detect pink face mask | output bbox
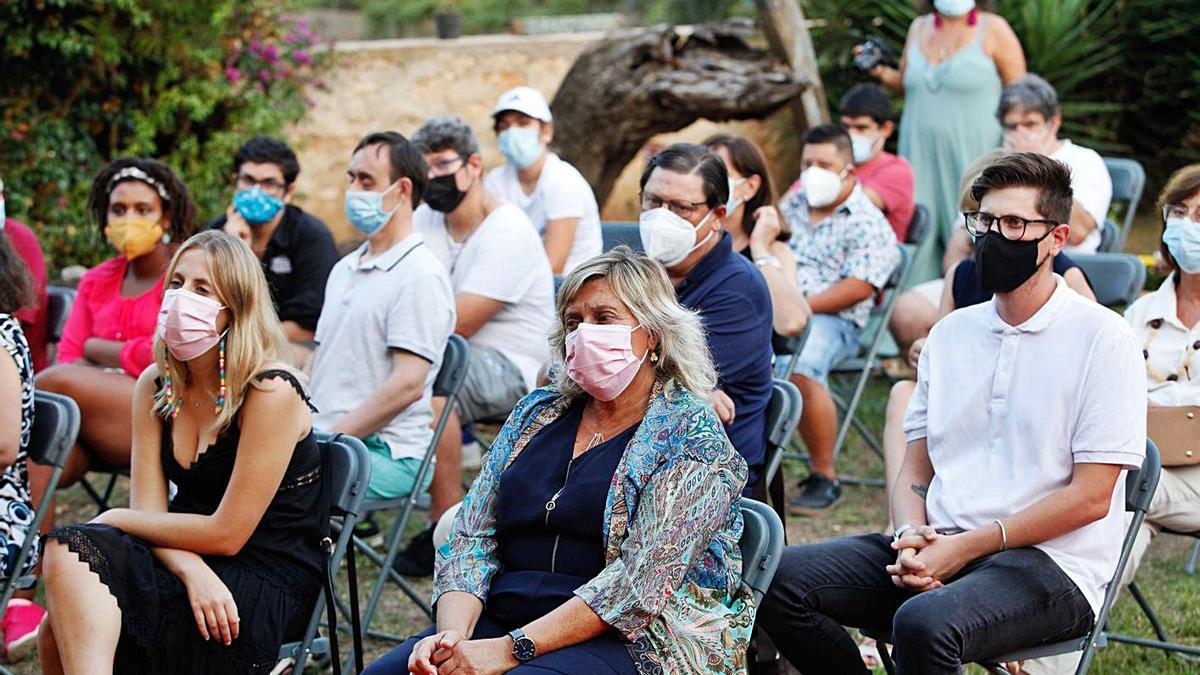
[565,323,648,401]
[157,288,226,361]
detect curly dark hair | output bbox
[0,236,34,315]
[88,157,198,241]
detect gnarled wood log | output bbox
[550,19,810,206]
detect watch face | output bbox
[513,636,537,661]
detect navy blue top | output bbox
[953,253,1080,309]
[675,231,774,489]
[489,400,636,627]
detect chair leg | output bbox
[1129,580,1173,644]
[877,640,896,675]
[1186,540,1200,575]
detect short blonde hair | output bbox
[959,148,1013,211]
[153,230,300,429]
[549,247,717,400]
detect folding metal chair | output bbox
[867,440,1162,675]
[44,286,76,345]
[1105,521,1200,658]
[600,221,643,252]
[904,204,932,250]
[1102,157,1147,253]
[828,244,915,476]
[772,319,813,381]
[1071,253,1147,308]
[352,335,470,647]
[739,498,785,606]
[276,431,371,674]
[755,379,802,528]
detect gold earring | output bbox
[650,352,659,363]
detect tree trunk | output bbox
[549,19,810,206]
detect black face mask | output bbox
[425,173,468,213]
[974,229,1053,293]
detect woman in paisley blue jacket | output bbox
[367,247,754,675]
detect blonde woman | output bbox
[39,230,328,674]
[368,247,753,674]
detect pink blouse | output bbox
[57,257,164,377]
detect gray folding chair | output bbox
[739,498,785,606]
[756,379,802,527]
[1097,219,1121,253]
[1103,157,1147,252]
[772,319,813,381]
[600,221,643,251]
[1071,253,1146,308]
[868,440,1162,675]
[353,335,470,646]
[45,285,76,345]
[904,204,932,249]
[276,431,371,674]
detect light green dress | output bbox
[899,14,1003,283]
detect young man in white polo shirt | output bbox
[483,86,602,275]
[308,131,456,502]
[758,152,1147,674]
[392,115,555,576]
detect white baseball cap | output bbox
[492,86,553,123]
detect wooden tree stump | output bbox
[550,19,811,206]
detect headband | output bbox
[107,166,170,203]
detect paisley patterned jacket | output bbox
[433,381,755,674]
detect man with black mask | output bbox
[758,152,1147,674]
[394,115,554,576]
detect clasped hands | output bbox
[886,526,972,592]
[408,630,517,675]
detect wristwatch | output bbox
[892,523,917,543]
[754,255,782,270]
[508,628,537,662]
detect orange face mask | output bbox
[105,217,164,260]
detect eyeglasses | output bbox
[236,174,287,195]
[1164,203,1200,224]
[964,211,1059,241]
[640,193,710,219]
[428,155,465,178]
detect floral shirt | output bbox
[780,183,900,328]
[0,315,37,576]
[435,382,754,674]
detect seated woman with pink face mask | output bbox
[366,248,754,675]
[39,231,328,674]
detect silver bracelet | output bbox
[993,519,1008,551]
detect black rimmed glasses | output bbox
[964,211,1059,241]
[236,173,287,195]
[640,193,709,220]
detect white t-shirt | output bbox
[483,153,603,274]
[904,275,1147,615]
[413,203,555,391]
[1053,139,1112,255]
[1125,274,1200,407]
[310,234,456,461]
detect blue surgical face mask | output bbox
[498,127,544,169]
[233,186,285,225]
[726,178,745,213]
[1163,218,1200,274]
[344,182,400,236]
[934,0,975,16]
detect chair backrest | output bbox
[855,244,913,352]
[1097,219,1120,253]
[739,498,785,604]
[1071,253,1146,307]
[313,431,371,518]
[764,379,802,451]
[771,319,812,359]
[432,334,470,400]
[905,204,932,248]
[27,391,80,468]
[1125,439,1161,515]
[1103,157,1147,252]
[600,221,642,252]
[45,286,76,344]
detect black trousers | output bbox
[755,533,1095,674]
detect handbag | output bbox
[1147,406,1200,467]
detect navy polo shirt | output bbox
[675,231,774,489]
[209,204,339,331]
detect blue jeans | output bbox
[756,533,1094,675]
[776,313,860,386]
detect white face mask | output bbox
[934,0,975,16]
[639,207,715,267]
[801,166,848,209]
[850,133,880,165]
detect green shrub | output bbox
[0,0,327,274]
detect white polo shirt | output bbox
[483,153,603,274]
[1053,139,1112,255]
[1124,274,1200,407]
[904,275,1147,614]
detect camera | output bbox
[853,37,896,73]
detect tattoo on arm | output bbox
[911,483,928,500]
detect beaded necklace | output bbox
[163,337,227,418]
[1142,318,1199,385]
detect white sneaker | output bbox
[461,440,483,471]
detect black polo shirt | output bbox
[675,231,775,489]
[208,204,339,331]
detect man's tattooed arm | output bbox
[911,483,928,500]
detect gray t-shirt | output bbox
[310,233,456,461]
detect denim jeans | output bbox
[756,533,1094,674]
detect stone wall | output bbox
[288,32,802,242]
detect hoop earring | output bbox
[215,336,226,414]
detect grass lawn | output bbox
[11,214,1193,673]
